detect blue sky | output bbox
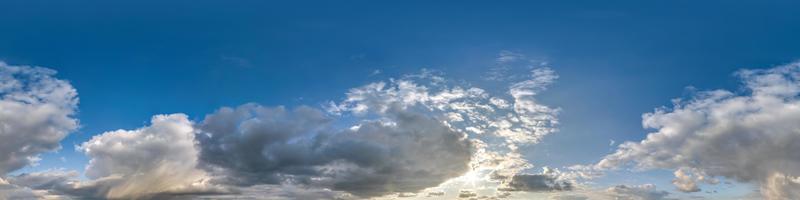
[2,1,800,199]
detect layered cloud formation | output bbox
[8,57,800,199]
[0,54,567,199]
[593,62,800,199]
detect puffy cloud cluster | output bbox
[197,104,473,197]
[190,53,561,198]
[0,62,78,174]
[595,62,800,199]
[0,53,564,199]
[0,114,230,200]
[76,114,222,199]
[330,67,558,145]
[329,65,560,189]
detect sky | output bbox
[1,1,800,199]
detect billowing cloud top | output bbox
[78,114,214,199]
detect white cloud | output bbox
[77,114,221,199]
[328,63,561,194]
[594,62,800,199]
[507,67,560,144]
[0,62,78,174]
[496,50,524,64]
[0,52,564,199]
[331,56,558,145]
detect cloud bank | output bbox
[0,53,567,199]
[595,62,800,199]
[197,104,473,197]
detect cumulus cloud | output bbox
[316,112,472,196]
[0,52,563,199]
[76,114,222,199]
[329,63,560,188]
[595,62,800,199]
[0,62,78,174]
[196,104,331,185]
[197,104,473,197]
[194,54,561,198]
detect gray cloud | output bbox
[328,64,561,189]
[0,53,563,199]
[595,62,800,199]
[0,170,82,199]
[196,104,331,185]
[197,104,473,197]
[0,62,78,174]
[0,180,51,200]
[6,170,78,191]
[606,184,671,200]
[499,173,572,192]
